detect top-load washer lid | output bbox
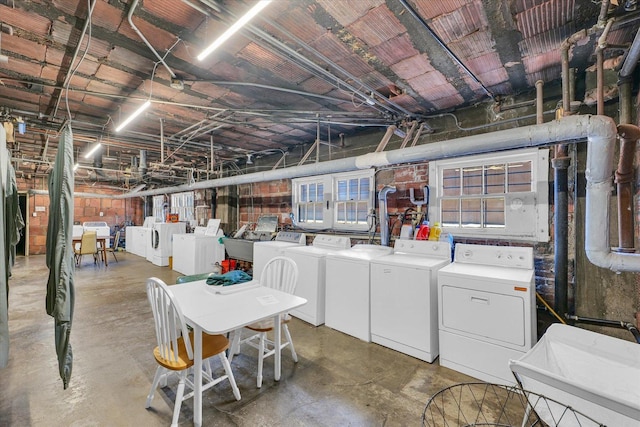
[193,227,207,235]
[142,216,157,228]
[328,244,393,262]
[204,219,221,236]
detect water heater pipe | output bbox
[378,185,396,246]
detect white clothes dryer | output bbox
[146,222,186,266]
[370,240,451,363]
[252,231,306,280]
[437,243,536,385]
[172,219,225,275]
[283,235,351,326]
[325,244,393,342]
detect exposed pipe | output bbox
[535,80,544,124]
[139,149,147,178]
[378,185,396,247]
[565,314,640,344]
[127,0,176,79]
[596,19,615,116]
[615,124,639,252]
[619,24,640,78]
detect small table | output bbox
[72,236,109,266]
[170,280,307,427]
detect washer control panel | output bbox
[454,243,533,269]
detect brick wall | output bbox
[238,180,292,227]
[25,185,143,255]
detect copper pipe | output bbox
[535,80,544,124]
[615,124,640,252]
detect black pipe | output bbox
[553,157,571,317]
[566,314,640,344]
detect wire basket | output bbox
[421,382,604,427]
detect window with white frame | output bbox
[292,169,375,231]
[171,191,195,222]
[429,148,549,242]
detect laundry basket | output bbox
[421,382,603,427]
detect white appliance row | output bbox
[172,219,225,275]
[126,216,156,258]
[146,222,186,267]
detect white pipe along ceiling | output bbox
[30,114,636,273]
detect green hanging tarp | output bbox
[0,125,8,368]
[45,125,75,388]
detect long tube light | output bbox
[115,100,151,132]
[83,142,102,159]
[197,0,272,61]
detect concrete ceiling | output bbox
[0,0,638,188]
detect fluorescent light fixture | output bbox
[115,100,151,132]
[83,142,102,159]
[393,128,406,138]
[73,163,79,171]
[197,0,272,61]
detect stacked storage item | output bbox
[146,221,186,267]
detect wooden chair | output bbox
[74,230,98,266]
[108,230,121,263]
[145,278,240,427]
[229,256,299,388]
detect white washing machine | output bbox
[437,243,536,385]
[325,244,393,342]
[126,216,155,258]
[283,235,351,326]
[172,219,225,275]
[252,231,306,280]
[370,240,451,363]
[146,222,186,266]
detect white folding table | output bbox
[169,279,307,427]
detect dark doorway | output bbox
[17,193,27,256]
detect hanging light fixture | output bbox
[197,0,272,61]
[115,100,151,132]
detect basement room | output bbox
[2,1,640,426]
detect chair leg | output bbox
[283,324,298,362]
[219,353,241,401]
[228,329,241,363]
[171,371,187,427]
[257,332,266,388]
[145,366,164,408]
[111,250,118,262]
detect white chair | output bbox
[145,277,241,427]
[229,256,299,388]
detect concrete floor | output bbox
[1,252,474,426]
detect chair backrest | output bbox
[113,230,121,249]
[146,277,193,363]
[260,256,298,295]
[79,231,97,255]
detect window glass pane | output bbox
[298,205,306,222]
[484,198,505,227]
[309,183,316,201]
[441,199,460,226]
[349,179,358,200]
[461,199,481,227]
[462,167,482,195]
[336,202,345,222]
[359,178,369,201]
[484,164,505,194]
[508,161,532,192]
[337,180,347,201]
[317,184,324,201]
[346,201,356,222]
[300,184,307,202]
[315,203,323,221]
[442,168,460,196]
[357,202,368,223]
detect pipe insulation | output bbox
[30,115,640,272]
